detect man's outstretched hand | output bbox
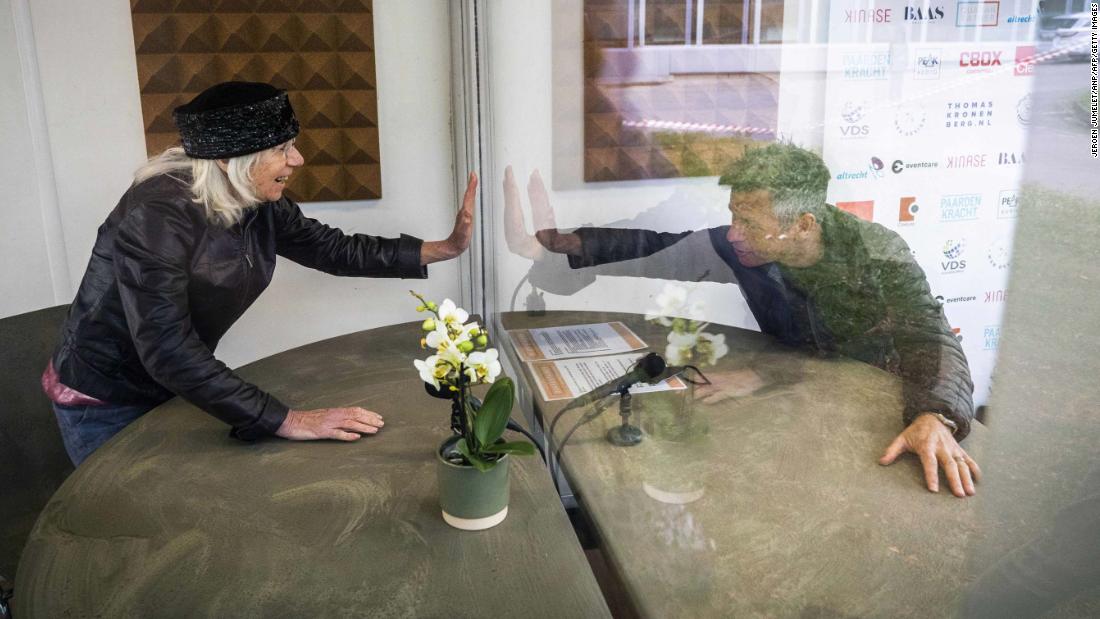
[528,169,582,256]
[502,166,582,258]
[880,413,982,497]
[503,166,545,259]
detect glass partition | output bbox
[481,1,1098,616]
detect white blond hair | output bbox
[134,146,268,227]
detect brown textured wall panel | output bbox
[131,0,381,201]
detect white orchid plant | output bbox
[642,284,722,444]
[411,292,534,471]
[645,285,729,367]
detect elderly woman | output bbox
[42,81,476,466]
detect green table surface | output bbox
[499,311,1050,619]
[15,320,611,618]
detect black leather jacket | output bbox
[53,173,426,439]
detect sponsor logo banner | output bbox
[913,49,942,79]
[835,169,872,180]
[841,52,891,80]
[895,104,927,136]
[899,196,920,223]
[997,190,1018,218]
[956,1,1000,27]
[839,101,870,139]
[996,151,1026,165]
[845,8,893,23]
[944,153,987,168]
[903,5,946,21]
[944,100,995,129]
[940,238,968,274]
[959,50,1003,73]
[984,289,1007,303]
[935,294,977,304]
[940,194,982,222]
[868,156,886,177]
[1017,94,1032,125]
[837,200,875,221]
[987,239,1012,270]
[834,157,888,181]
[892,158,939,173]
[983,325,1001,350]
[1014,46,1036,76]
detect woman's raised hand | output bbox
[421,171,478,264]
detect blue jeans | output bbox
[53,401,153,466]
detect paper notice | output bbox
[508,322,646,362]
[529,353,687,402]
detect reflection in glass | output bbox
[486,0,1097,615]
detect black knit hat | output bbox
[173,81,299,159]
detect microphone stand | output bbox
[600,364,711,448]
[550,384,641,493]
[547,364,710,495]
[605,387,643,446]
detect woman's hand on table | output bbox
[276,407,385,441]
[879,413,982,497]
[421,172,478,264]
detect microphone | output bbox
[548,352,667,482]
[565,352,667,412]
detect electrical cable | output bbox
[505,419,546,464]
[508,272,529,312]
[548,364,711,492]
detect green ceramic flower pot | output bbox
[436,435,510,530]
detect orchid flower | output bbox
[465,349,502,385]
[436,298,469,329]
[414,355,442,390]
[409,291,538,470]
[646,285,688,327]
[696,332,729,366]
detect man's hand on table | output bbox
[696,368,767,404]
[276,407,385,441]
[879,413,982,497]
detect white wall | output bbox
[0,0,463,369]
[216,1,463,367]
[28,0,147,288]
[0,0,57,317]
[487,0,785,330]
